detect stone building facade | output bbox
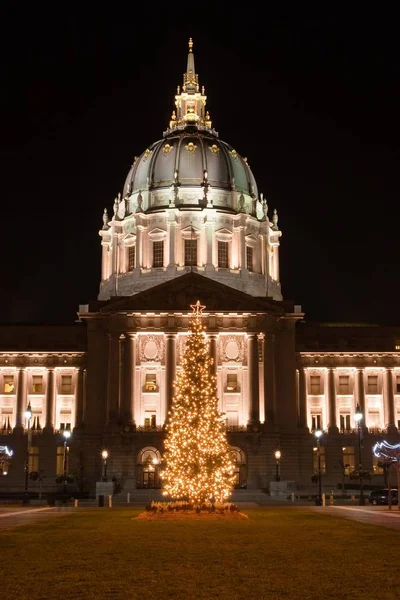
[1,41,399,498]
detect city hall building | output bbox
[1,41,399,499]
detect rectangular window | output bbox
[61,375,72,395]
[184,239,197,266]
[246,246,253,272]
[342,446,355,474]
[226,374,238,392]
[226,411,239,427]
[56,446,64,475]
[310,376,321,395]
[60,411,72,431]
[152,241,164,268]
[367,375,378,394]
[338,375,350,394]
[218,241,229,268]
[312,445,326,474]
[311,414,322,431]
[144,411,156,428]
[3,375,14,394]
[372,454,384,475]
[127,246,135,271]
[32,376,43,394]
[145,374,157,392]
[396,376,400,394]
[28,447,39,473]
[339,414,351,432]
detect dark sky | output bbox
[2,9,399,325]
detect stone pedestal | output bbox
[96,481,114,500]
[269,481,296,497]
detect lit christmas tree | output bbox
[161,301,236,504]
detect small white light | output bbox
[63,430,71,440]
[314,429,323,439]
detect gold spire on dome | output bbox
[168,39,212,132]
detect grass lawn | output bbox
[1,506,398,600]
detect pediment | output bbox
[96,272,285,315]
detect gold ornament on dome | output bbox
[185,142,197,153]
[163,144,173,156]
[229,149,238,160]
[143,148,152,162]
[209,144,220,156]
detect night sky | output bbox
[2,10,399,325]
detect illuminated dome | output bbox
[123,132,258,204]
[99,39,282,302]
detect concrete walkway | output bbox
[310,504,400,531]
[0,506,73,530]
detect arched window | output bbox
[230,447,247,489]
[136,447,162,489]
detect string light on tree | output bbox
[161,301,236,504]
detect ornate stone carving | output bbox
[143,148,152,162]
[220,335,245,363]
[163,143,173,155]
[185,142,197,153]
[139,335,164,364]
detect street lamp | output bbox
[23,402,32,504]
[274,449,281,482]
[101,450,109,482]
[354,403,365,506]
[62,430,71,497]
[315,429,323,506]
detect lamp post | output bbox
[315,429,323,506]
[62,430,71,497]
[274,449,281,482]
[354,403,365,506]
[23,402,32,504]
[101,450,109,482]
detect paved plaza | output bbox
[0,504,399,531]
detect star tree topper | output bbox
[190,300,206,315]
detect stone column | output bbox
[124,334,136,425]
[298,367,307,429]
[168,220,177,267]
[44,368,55,431]
[165,334,176,420]
[205,221,214,270]
[101,243,108,280]
[274,245,280,282]
[240,227,246,269]
[74,367,85,430]
[263,333,276,427]
[15,368,27,429]
[328,368,338,432]
[118,334,126,423]
[136,226,142,269]
[356,368,365,415]
[209,334,217,376]
[106,333,120,426]
[248,333,260,426]
[384,368,396,433]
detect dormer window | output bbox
[127,246,135,271]
[152,241,164,268]
[246,246,253,272]
[184,239,197,266]
[218,241,229,268]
